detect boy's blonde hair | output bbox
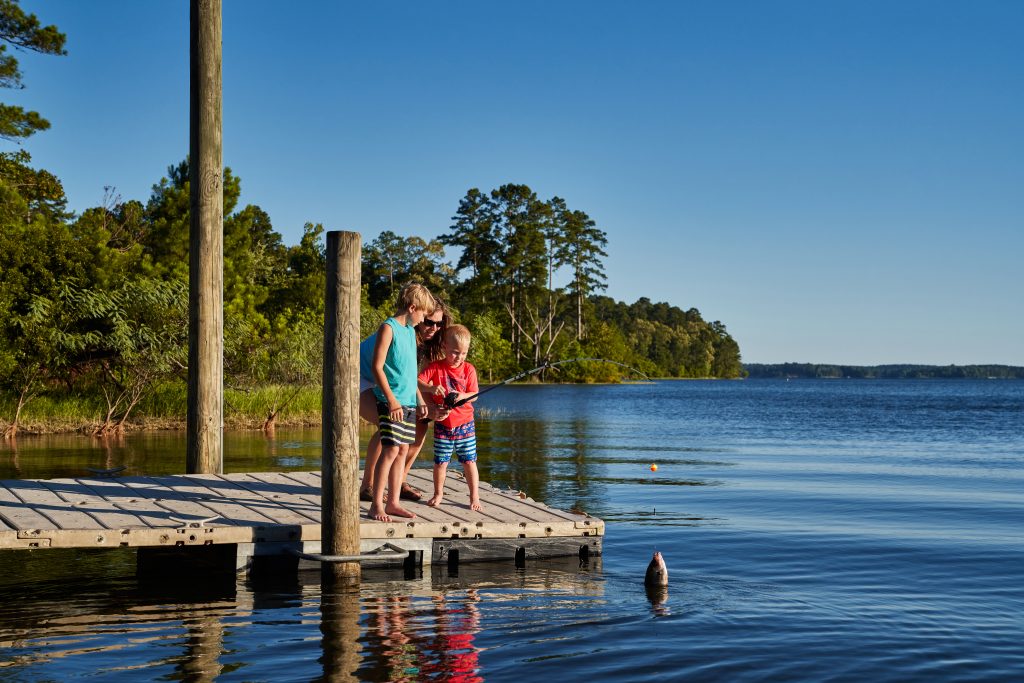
[397,283,434,314]
[445,324,471,348]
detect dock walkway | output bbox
[0,469,603,572]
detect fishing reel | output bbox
[443,391,461,409]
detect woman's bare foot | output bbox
[369,504,391,522]
[384,503,416,519]
[469,499,483,512]
[426,494,443,507]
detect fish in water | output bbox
[644,551,668,587]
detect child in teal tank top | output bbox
[359,317,417,406]
[361,283,435,522]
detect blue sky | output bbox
[8,1,1023,365]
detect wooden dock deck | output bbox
[0,469,603,573]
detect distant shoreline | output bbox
[743,363,1024,380]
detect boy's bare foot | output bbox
[426,494,443,507]
[469,499,483,512]
[359,487,374,502]
[369,504,391,522]
[384,503,416,519]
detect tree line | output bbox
[744,364,1024,380]
[0,2,743,437]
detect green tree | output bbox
[440,188,499,310]
[0,295,52,438]
[224,203,285,339]
[29,278,188,434]
[464,310,516,384]
[70,189,145,289]
[551,199,607,340]
[141,159,243,282]
[0,157,73,435]
[361,230,453,308]
[271,222,326,320]
[710,321,743,378]
[0,149,68,222]
[489,184,549,362]
[0,0,66,140]
[250,310,323,432]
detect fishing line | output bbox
[444,357,652,408]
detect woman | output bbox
[359,298,452,501]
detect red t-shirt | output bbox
[419,360,479,429]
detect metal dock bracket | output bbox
[289,542,410,564]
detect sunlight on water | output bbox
[1,380,1022,680]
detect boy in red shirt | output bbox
[418,324,482,510]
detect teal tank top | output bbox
[359,317,418,406]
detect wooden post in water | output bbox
[322,231,362,584]
[187,0,224,474]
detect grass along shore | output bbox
[1,384,323,436]
[1,383,512,436]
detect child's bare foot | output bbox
[469,499,483,512]
[369,504,391,522]
[426,494,443,507]
[384,503,416,519]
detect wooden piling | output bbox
[187,0,224,475]
[322,231,362,583]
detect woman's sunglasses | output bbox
[420,319,443,328]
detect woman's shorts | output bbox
[377,402,417,446]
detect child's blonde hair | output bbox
[397,283,434,314]
[445,324,471,348]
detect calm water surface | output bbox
[1,380,1022,681]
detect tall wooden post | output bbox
[322,231,362,584]
[187,0,224,475]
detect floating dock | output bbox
[0,469,603,574]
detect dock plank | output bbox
[119,477,227,524]
[428,472,571,524]
[69,478,185,529]
[0,483,56,530]
[1,479,103,530]
[155,475,280,526]
[40,479,149,529]
[184,474,319,526]
[0,471,603,557]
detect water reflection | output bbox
[0,428,359,481]
[177,612,226,682]
[645,585,670,616]
[319,586,362,682]
[0,551,603,681]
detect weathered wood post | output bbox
[187,0,224,474]
[322,231,362,584]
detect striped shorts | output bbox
[433,420,477,464]
[376,403,417,446]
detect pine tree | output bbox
[0,0,66,141]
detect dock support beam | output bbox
[187,0,224,475]
[322,231,362,584]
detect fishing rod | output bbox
[443,357,652,409]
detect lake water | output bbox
[1,380,1022,681]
